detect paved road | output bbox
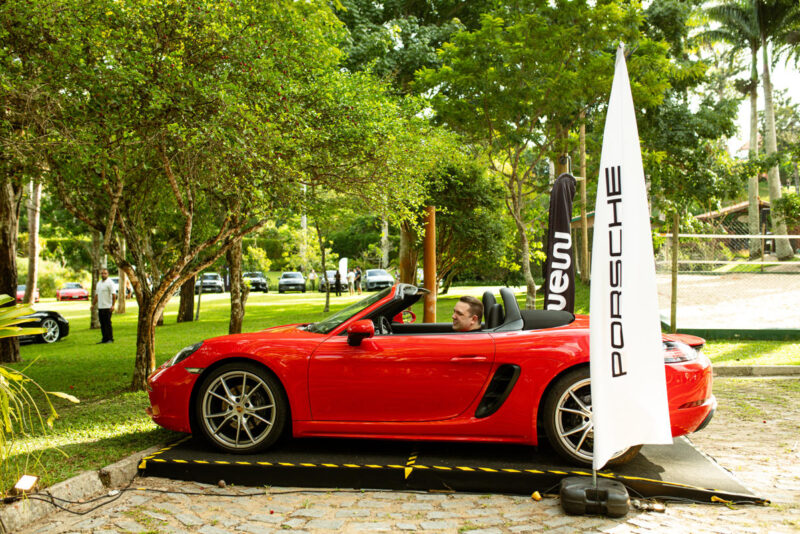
[18,377,800,533]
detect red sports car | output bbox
[56,282,89,301]
[147,285,715,466]
[16,284,39,303]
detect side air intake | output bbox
[475,364,521,419]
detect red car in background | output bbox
[147,284,716,466]
[15,285,39,303]
[56,282,89,301]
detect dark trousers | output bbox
[99,308,113,342]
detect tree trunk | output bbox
[177,275,195,322]
[747,46,761,259]
[670,212,679,333]
[194,281,203,321]
[89,231,102,329]
[441,269,456,295]
[761,39,793,260]
[509,191,536,309]
[228,237,246,334]
[116,238,126,313]
[579,117,590,283]
[422,206,437,323]
[0,179,23,363]
[398,221,418,284]
[380,217,390,269]
[25,180,42,304]
[132,298,158,390]
[314,220,330,313]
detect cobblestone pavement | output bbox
[19,377,800,533]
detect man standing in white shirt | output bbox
[94,268,117,344]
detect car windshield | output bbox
[64,283,82,289]
[367,269,388,276]
[244,272,262,278]
[306,287,392,335]
[17,285,25,291]
[282,273,302,279]
[202,274,219,280]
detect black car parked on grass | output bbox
[19,311,70,344]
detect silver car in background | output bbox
[363,268,394,291]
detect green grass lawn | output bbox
[2,283,797,491]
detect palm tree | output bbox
[703,0,761,257]
[756,0,800,260]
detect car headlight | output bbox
[166,342,203,367]
[663,341,698,363]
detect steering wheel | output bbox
[379,315,392,335]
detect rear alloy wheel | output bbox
[543,367,641,466]
[195,362,287,453]
[39,318,61,343]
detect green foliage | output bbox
[16,256,90,298]
[0,295,78,494]
[774,191,800,227]
[243,246,272,274]
[334,0,494,93]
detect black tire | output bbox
[302,288,306,293]
[279,289,284,294]
[39,318,61,344]
[542,367,641,466]
[194,362,288,454]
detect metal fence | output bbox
[654,220,800,333]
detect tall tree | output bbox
[756,0,800,259]
[24,180,42,304]
[334,0,494,282]
[703,0,762,257]
[37,0,349,389]
[417,0,671,308]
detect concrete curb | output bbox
[0,444,162,534]
[714,365,800,377]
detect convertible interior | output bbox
[369,285,574,335]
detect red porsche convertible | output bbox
[147,284,715,466]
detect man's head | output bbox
[100,269,109,280]
[452,296,483,332]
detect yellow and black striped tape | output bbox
[138,439,767,504]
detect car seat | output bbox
[482,291,504,329]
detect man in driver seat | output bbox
[452,296,483,332]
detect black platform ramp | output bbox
[139,436,766,504]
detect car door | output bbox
[308,330,495,422]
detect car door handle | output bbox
[450,355,488,362]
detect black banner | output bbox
[543,173,577,312]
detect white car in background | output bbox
[363,268,394,291]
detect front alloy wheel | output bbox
[195,363,287,453]
[39,318,61,343]
[543,367,641,466]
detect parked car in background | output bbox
[15,285,39,303]
[278,272,306,293]
[318,270,338,292]
[56,282,89,301]
[18,310,69,344]
[195,272,225,293]
[243,271,269,292]
[364,269,394,291]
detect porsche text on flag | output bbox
[589,46,672,471]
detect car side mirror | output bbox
[392,310,416,324]
[347,319,375,346]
